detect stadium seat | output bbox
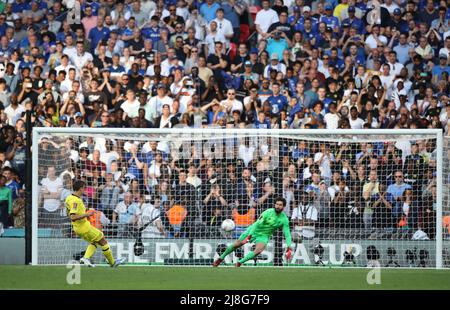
[239,24,251,43]
[228,42,237,62]
[249,6,261,22]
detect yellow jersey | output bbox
[65,194,91,234]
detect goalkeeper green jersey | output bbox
[246,208,292,247]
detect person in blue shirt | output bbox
[19,50,33,69]
[341,6,365,34]
[432,54,450,79]
[3,167,20,201]
[390,8,409,34]
[266,82,288,117]
[266,32,289,61]
[328,48,345,71]
[141,16,161,43]
[320,3,340,30]
[291,140,310,162]
[387,171,412,201]
[297,6,318,31]
[124,146,146,183]
[200,0,221,23]
[298,19,318,44]
[12,0,29,13]
[254,111,271,129]
[221,0,241,42]
[88,17,110,53]
[81,0,101,16]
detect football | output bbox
[221,219,236,232]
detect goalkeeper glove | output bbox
[285,247,293,261]
[242,235,252,244]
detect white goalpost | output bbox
[31,128,447,268]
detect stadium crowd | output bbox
[0,0,449,240]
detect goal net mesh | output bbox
[34,129,446,267]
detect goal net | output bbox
[32,128,446,268]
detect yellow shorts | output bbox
[77,227,104,244]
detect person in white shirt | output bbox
[209,8,233,48]
[381,0,399,14]
[379,63,395,98]
[59,68,77,94]
[145,84,174,122]
[54,54,77,76]
[438,36,450,60]
[238,138,255,167]
[40,166,63,225]
[387,51,404,77]
[70,41,93,72]
[364,24,387,51]
[204,20,227,55]
[255,0,279,40]
[323,102,340,129]
[220,88,243,113]
[139,196,165,238]
[160,48,184,77]
[4,98,24,126]
[120,89,141,119]
[186,164,202,188]
[291,192,318,240]
[314,143,335,181]
[349,106,365,129]
[62,35,77,60]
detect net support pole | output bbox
[31,128,40,265]
[436,130,443,269]
[25,111,32,265]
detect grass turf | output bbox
[0,266,449,290]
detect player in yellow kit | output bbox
[65,180,126,267]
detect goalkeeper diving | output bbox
[65,180,126,267]
[213,197,293,267]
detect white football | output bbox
[221,219,236,232]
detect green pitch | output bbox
[1,266,450,290]
[0,266,450,290]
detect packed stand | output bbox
[0,0,448,240]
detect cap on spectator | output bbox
[23,50,30,56]
[303,6,311,12]
[250,47,259,55]
[75,112,82,118]
[270,53,279,61]
[348,6,355,12]
[439,53,448,59]
[342,21,350,27]
[59,115,68,122]
[244,60,252,66]
[293,6,301,12]
[393,8,401,15]
[102,67,111,72]
[325,3,333,10]
[45,79,53,85]
[157,83,166,89]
